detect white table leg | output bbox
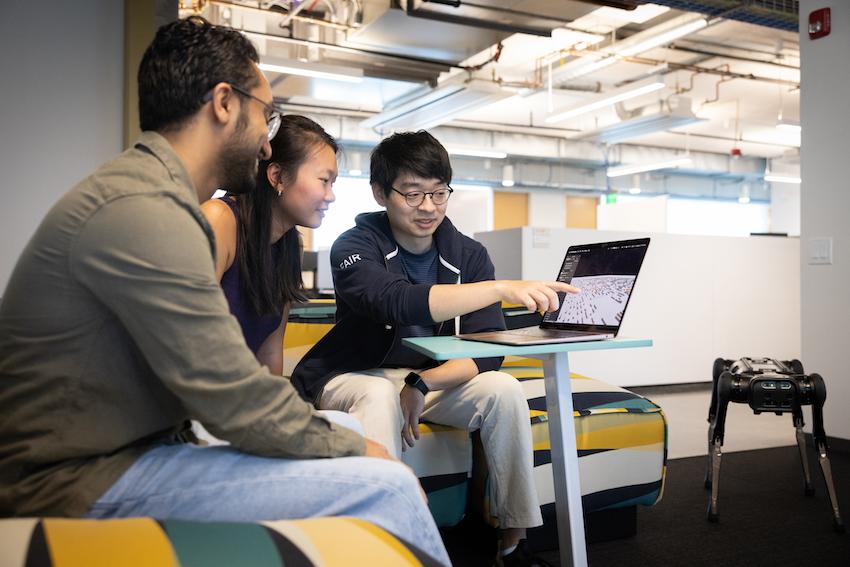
[538,351,588,567]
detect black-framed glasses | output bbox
[203,83,282,140]
[390,186,454,207]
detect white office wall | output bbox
[0,1,124,293]
[599,195,771,237]
[528,189,566,228]
[447,184,493,238]
[477,227,801,387]
[597,196,668,232]
[800,0,850,441]
[667,199,770,236]
[770,183,801,236]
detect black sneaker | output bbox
[495,540,553,567]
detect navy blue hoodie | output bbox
[291,211,505,404]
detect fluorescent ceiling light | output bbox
[572,96,703,144]
[615,17,708,57]
[549,55,618,82]
[764,174,801,184]
[545,79,665,124]
[776,121,802,133]
[549,15,707,85]
[501,164,515,187]
[259,60,363,84]
[607,156,691,178]
[592,4,670,24]
[360,79,513,131]
[446,146,508,159]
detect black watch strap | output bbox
[404,371,430,395]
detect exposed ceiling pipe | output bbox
[276,101,801,150]
[664,43,800,71]
[210,0,355,31]
[672,38,799,67]
[627,52,799,89]
[549,48,799,89]
[701,67,735,106]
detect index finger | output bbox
[548,281,581,294]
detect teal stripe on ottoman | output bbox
[163,520,283,567]
[590,398,661,411]
[421,475,468,527]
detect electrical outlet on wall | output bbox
[808,237,833,265]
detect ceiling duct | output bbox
[397,0,600,37]
[360,77,513,132]
[571,96,705,144]
[571,0,646,8]
[207,2,453,85]
[346,1,505,65]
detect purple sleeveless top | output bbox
[219,197,284,354]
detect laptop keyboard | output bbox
[510,327,592,337]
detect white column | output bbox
[800,0,850,440]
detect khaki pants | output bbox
[319,368,543,529]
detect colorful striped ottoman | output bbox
[0,517,441,567]
[283,303,668,545]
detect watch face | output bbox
[405,372,421,385]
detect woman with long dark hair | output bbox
[202,114,338,374]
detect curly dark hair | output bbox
[370,130,452,197]
[138,16,260,133]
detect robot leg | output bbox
[707,371,733,522]
[810,373,845,533]
[792,408,814,496]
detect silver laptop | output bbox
[458,238,650,346]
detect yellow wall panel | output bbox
[494,191,528,229]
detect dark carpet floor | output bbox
[443,445,850,567]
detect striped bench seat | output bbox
[0,517,441,567]
[284,307,667,546]
[401,357,666,547]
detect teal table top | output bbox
[402,336,652,360]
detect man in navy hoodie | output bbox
[292,131,577,565]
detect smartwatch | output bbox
[404,371,430,395]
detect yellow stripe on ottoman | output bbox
[288,517,422,566]
[500,356,543,368]
[575,414,666,450]
[532,413,665,452]
[42,518,176,567]
[283,322,334,348]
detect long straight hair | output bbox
[230,115,338,316]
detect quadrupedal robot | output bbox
[705,357,844,532]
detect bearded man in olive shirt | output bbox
[0,17,448,564]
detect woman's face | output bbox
[276,143,338,229]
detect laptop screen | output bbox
[541,238,650,332]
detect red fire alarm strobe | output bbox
[809,7,831,40]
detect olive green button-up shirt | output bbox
[0,132,365,517]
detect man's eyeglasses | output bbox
[203,83,282,140]
[390,186,454,207]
